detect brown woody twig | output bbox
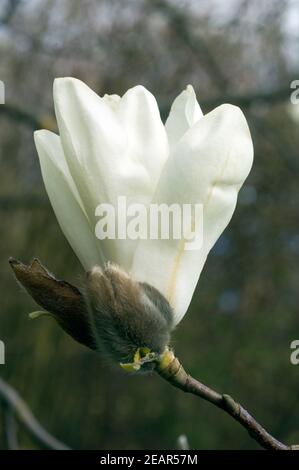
[156,350,298,451]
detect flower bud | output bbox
[84,263,174,369]
[9,258,174,371]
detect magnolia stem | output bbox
[155,350,296,451]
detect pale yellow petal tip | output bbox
[120,362,141,373]
[186,84,195,94]
[29,311,50,320]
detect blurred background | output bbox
[0,0,299,450]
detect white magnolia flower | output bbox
[34,78,253,327]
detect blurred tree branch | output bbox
[0,195,48,210]
[0,0,21,26]
[0,104,42,129]
[150,0,230,91]
[201,85,294,111]
[0,83,294,136]
[0,377,70,450]
[3,403,18,450]
[170,85,293,117]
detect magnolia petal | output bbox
[34,129,102,270]
[165,85,203,151]
[117,85,169,188]
[131,104,253,325]
[53,77,125,215]
[53,78,156,270]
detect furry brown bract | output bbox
[9,258,96,349]
[9,258,174,368]
[85,263,174,367]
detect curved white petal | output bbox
[117,85,169,187]
[131,104,254,325]
[53,77,125,213]
[34,129,103,270]
[53,78,155,270]
[165,85,203,151]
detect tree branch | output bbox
[0,195,48,211]
[3,403,19,450]
[0,377,70,450]
[150,0,230,91]
[156,350,298,450]
[201,86,295,111]
[0,82,294,135]
[0,0,21,26]
[0,103,42,129]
